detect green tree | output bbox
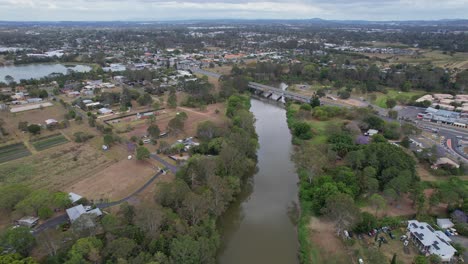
[105,237,137,260]
[414,255,429,264]
[292,122,312,140]
[0,184,31,211]
[27,124,41,135]
[386,98,397,108]
[167,91,177,108]
[2,227,36,256]
[103,134,114,146]
[65,236,103,264]
[0,253,37,263]
[369,193,387,216]
[136,146,150,160]
[15,190,52,216]
[147,124,161,140]
[170,235,201,264]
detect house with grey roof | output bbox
[407,220,457,262]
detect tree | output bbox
[2,227,36,256]
[181,192,210,226]
[167,115,186,135]
[386,98,397,108]
[15,190,52,217]
[105,237,137,260]
[167,91,177,108]
[292,122,312,140]
[0,184,31,211]
[196,121,219,142]
[103,134,114,146]
[293,143,326,183]
[321,193,361,236]
[137,93,153,106]
[4,75,14,83]
[310,95,321,108]
[369,194,387,216]
[170,235,201,264]
[66,236,103,264]
[27,124,41,135]
[135,203,165,239]
[147,124,161,140]
[136,146,150,160]
[0,254,37,263]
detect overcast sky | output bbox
[1,0,468,21]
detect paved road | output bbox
[150,153,178,174]
[33,170,164,234]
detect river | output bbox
[0,63,91,83]
[219,98,299,264]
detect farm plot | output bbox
[0,142,31,164]
[31,134,69,151]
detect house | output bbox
[365,129,379,137]
[437,218,454,229]
[45,119,58,126]
[17,216,39,228]
[68,192,83,204]
[66,204,103,223]
[407,220,457,262]
[98,108,113,115]
[66,204,87,223]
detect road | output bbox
[33,170,164,234]
[150,153,178,174]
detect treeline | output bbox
[229,58,468,94]
[1,94,257,264]
[285,102,458,263]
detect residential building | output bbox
[407,220,457,262]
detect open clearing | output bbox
[0,142,31,164]
[308,216,349,264]
[31,133,69,151]
[370,89,425,108]
[66,159,158,202]
[0,143,111,190]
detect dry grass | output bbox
[308,216,350,263]
[66,159,158,201]
[0,143,112,191]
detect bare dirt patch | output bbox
[308,216,349,263]
[362,194,416,218]
[66,159,158,202]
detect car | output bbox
[142,139,151,144]
[400,235,408,241]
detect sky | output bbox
[1,0,468,21]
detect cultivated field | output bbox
[0,142,31,164]
[31,133,69,151]
[0,143,111,190]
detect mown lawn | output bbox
[0,142,31,164]
[31,134,69,151]
[372,89,425,108]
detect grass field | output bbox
[371,89,425,108]
[0,142,31,164]
[31,134,69,151]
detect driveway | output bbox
[451,235,468,262]
[33,170,164,235]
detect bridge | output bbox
[248,82,311,103]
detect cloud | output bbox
[0,0,468,21]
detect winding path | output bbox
[34,169,165,234]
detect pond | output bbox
[0,63,92,83]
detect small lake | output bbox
[0,63,92,83]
